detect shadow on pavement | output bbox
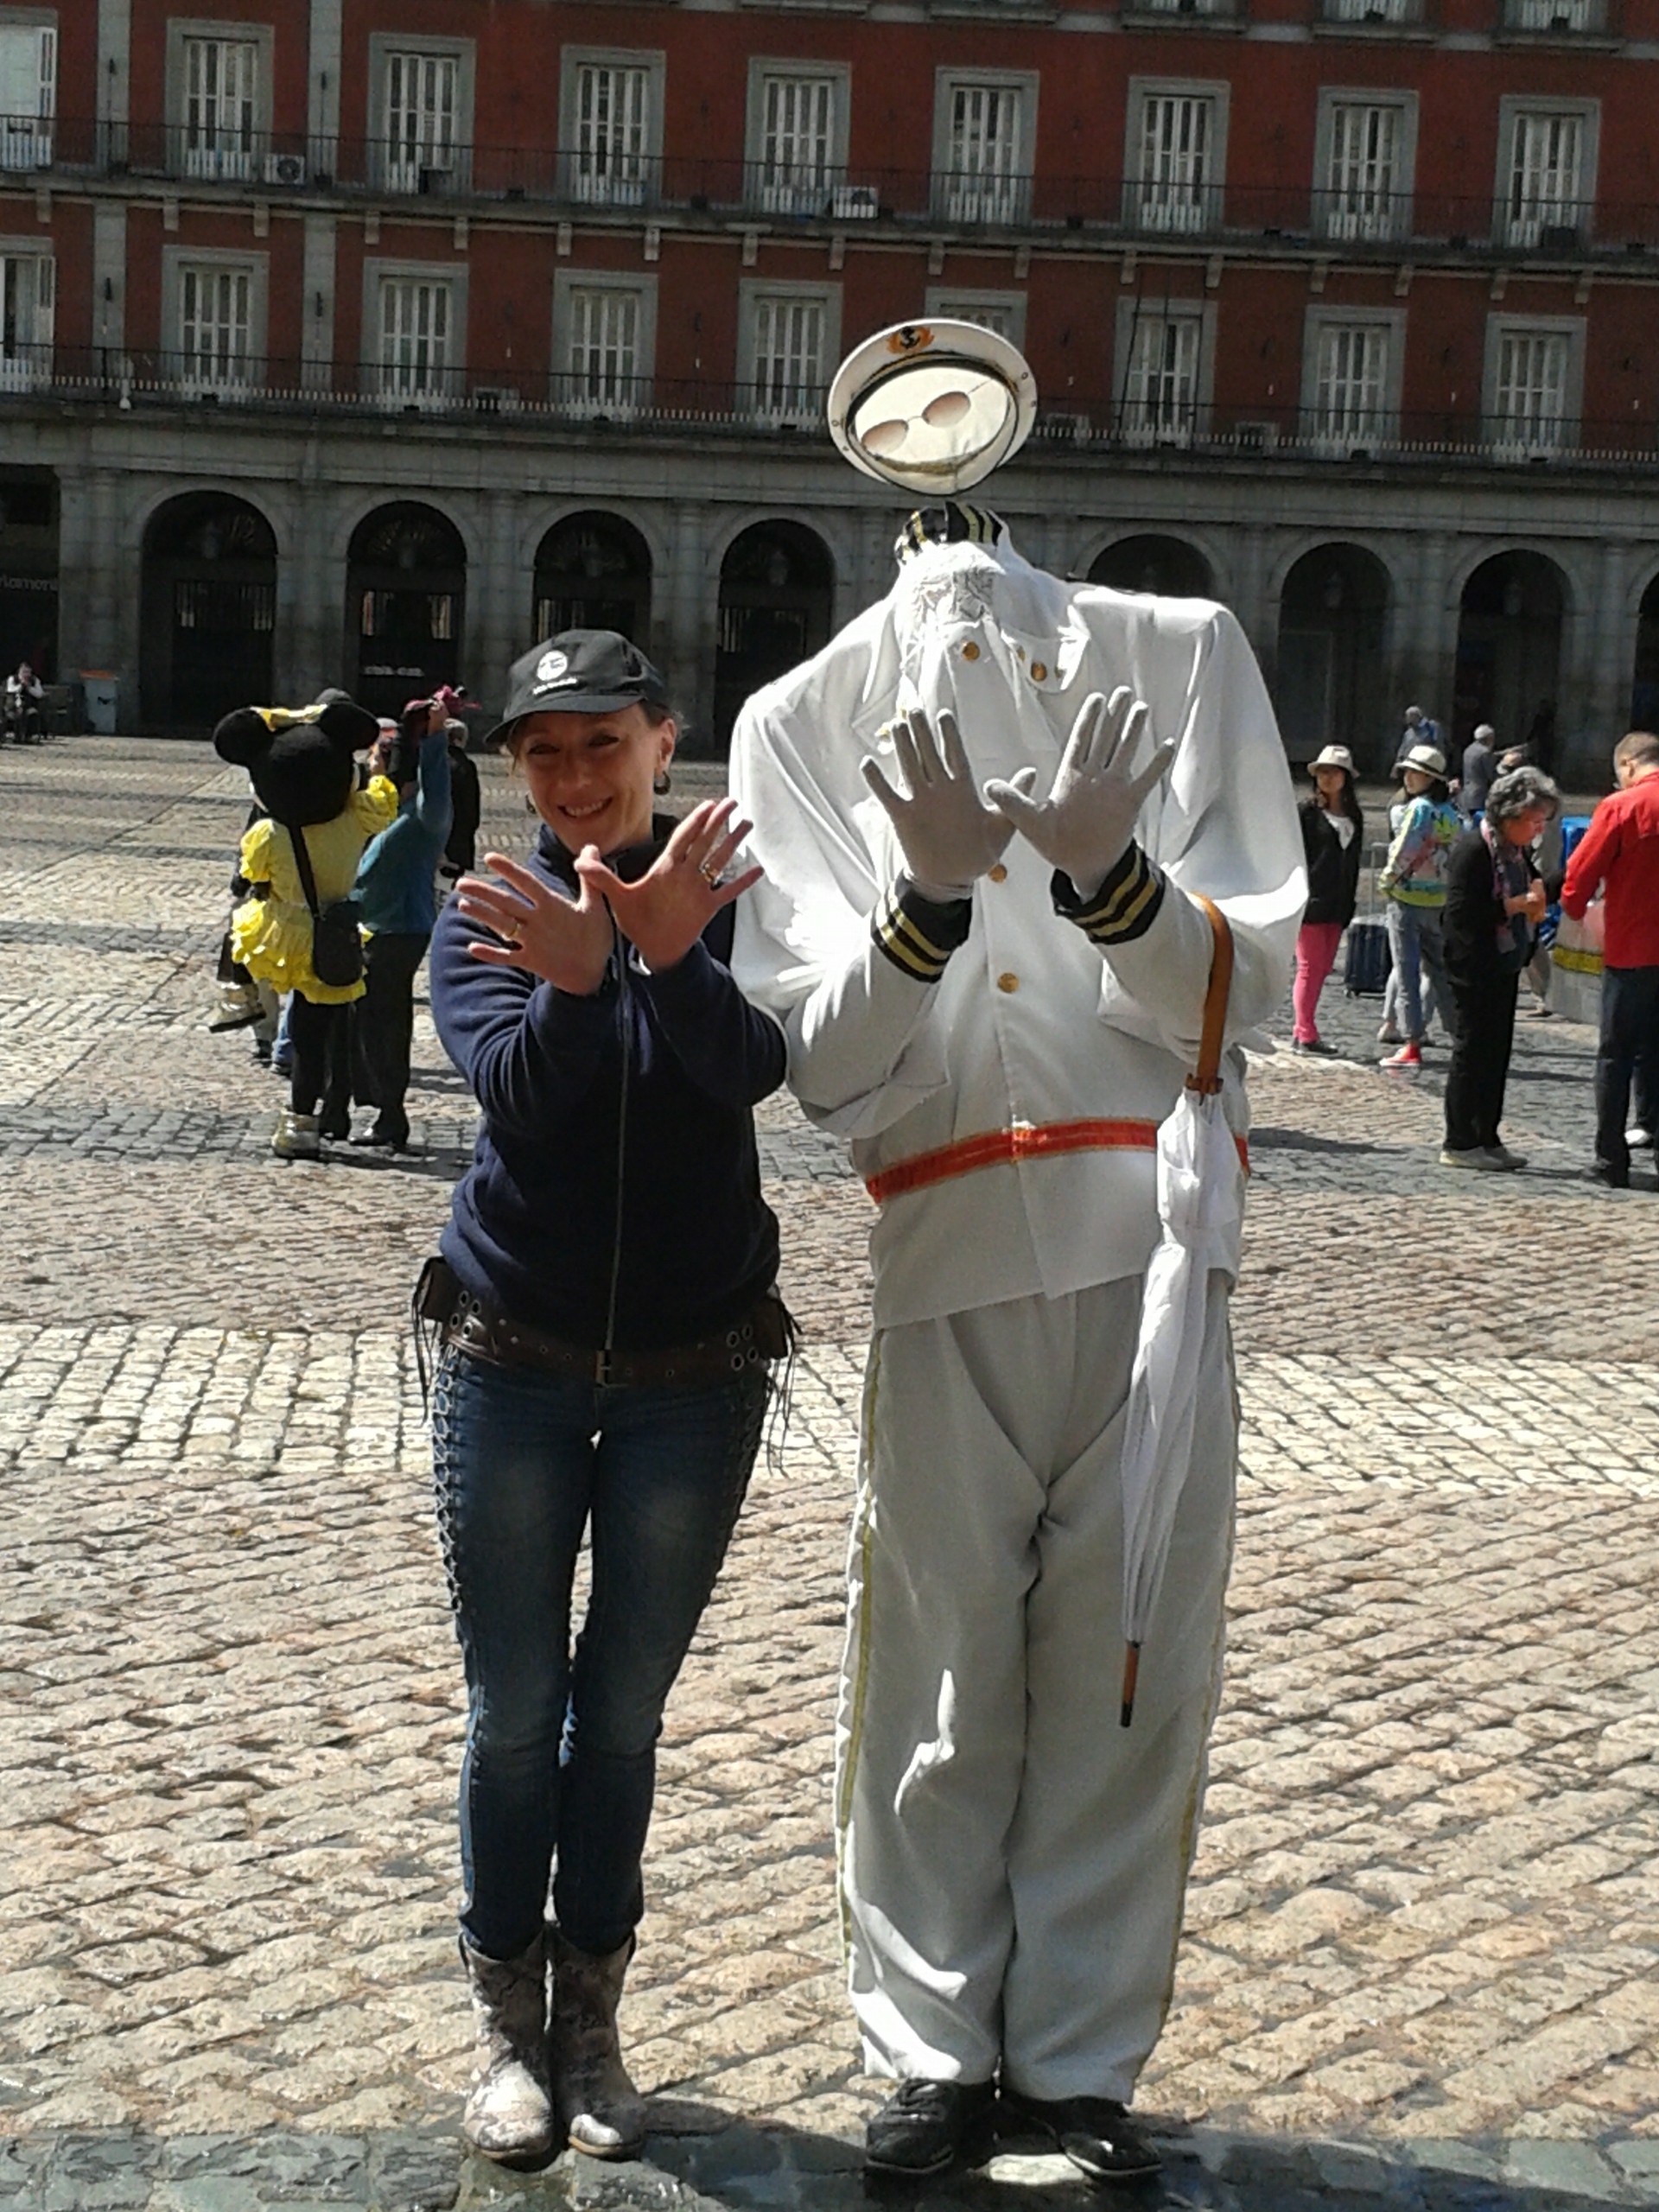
[5,2113,1651,2212]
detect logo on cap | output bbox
[887,325,933,356]
[535,649,569,688]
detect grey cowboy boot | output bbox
[459,1929,555,2164]
[548,1928,646,2158]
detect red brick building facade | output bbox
[5,0,1659,765]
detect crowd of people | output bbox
[1289,703,1659,1181]
[198,607,1653,2187]
[210,696,479,1157]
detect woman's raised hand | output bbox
[575,798,763,972]
[454,851,613,996]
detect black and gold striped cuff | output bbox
[870,880,972,983]
[1052,843,1166,946]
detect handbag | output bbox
[286,818,364,989]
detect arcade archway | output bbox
[1453,552,1566,767]
[1275,543,1392,766]
[1088,535,1213,600]
[712,520,833,753]
[140,491,276,728]
[347,502,466,719]
[532,512,652,646]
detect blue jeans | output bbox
[1385,902,1451,1043]
[431,1344,768,1961]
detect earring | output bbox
[653,768,671,795]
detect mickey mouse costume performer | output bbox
[729,322,1305,2183]
[214,692,392,1158]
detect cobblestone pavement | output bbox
[2,742,1657,2211]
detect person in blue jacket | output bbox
[349,698,454,1148]
[422,630,788,2169]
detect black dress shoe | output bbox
[1591,1160,1631,1189]
[865,2078,996,2180]
[997,2090,1161,2183]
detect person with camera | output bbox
[422,631,788,2167]
[349,696,453,1150]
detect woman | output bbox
[1293,743,1363,1054]
[423,631,788,2167]
[1440,764,1560,1172]
[1376,741,1461,1071]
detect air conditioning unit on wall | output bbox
[265,152,307,186]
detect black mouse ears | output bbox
[213,697,379,765]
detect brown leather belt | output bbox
[416,1257,792,1389]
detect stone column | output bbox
[664,500,711,741]
[1580,537,1633,774]
[1234,525,1271,672]
[473,487,520,709]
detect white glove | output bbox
[861,707,1014,897]
[984,688,1175,894]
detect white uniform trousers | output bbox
[836,1273,1236,2103]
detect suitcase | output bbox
[1342,918,1391,996]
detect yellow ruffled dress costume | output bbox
[232,780,397,1004]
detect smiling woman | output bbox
[419,627,789,2169]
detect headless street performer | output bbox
[729,322,1305,2185]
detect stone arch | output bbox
[1086,533,1215,601]
[710,518,836,755]
[346,501,467,719]
[1274,542,1395,768]
[530,511,653,649]
[139,489,277,729]
[1452,550,1570,770]
[1630,562,1659,734]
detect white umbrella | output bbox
[1118,900,1242,1726]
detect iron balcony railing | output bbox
[16,121,1659,257]
[5,350,1658,467]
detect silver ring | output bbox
[700,863,724,887]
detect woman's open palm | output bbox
[454,851,613,996]
[576,799,762,972]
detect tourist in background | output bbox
[1293,745,1363,1055]
[1561,729,1659,1187]
[1377,742,1460,1071]
[1440,766,1559,1172]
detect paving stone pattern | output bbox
[1,742,1656,2210]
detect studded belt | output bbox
[415,1257,792,1389]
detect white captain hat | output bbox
[826,318,1038,495]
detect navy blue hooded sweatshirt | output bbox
[429,818,785,1351]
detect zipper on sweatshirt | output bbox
[601,918,631,1376]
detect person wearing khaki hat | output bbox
[1294,746,1364,1053]
[1376,744,1460,1069]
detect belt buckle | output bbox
[594,1346,613,1387]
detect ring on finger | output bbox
[700,861,724,887]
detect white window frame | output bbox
[0,234,53,390]
[924,288,1028,350]
[1483,314,1584,454]
[1496,98,1598,249]
[559,47,664,208]
[1322,0,1420,19]
[552,271,657,416]
[1314,90,1416,245]
[0,13,55,172]
[746,59,849,216]
[932,68,1037,226]
[1125,79,1229,237]
[1300,307,1405,452]
[369,34,475,197]
[362,257,467,408]
[738,280,841,425]
[1505,0,1600,30]
[1111,296,1217,446]
[164,18,272,183]
[162,245,267,395]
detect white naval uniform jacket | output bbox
[729,530,1306,1332]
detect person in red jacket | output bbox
[1560,728,1659,1187]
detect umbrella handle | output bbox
[1120,1642,1141,1729]
[1186,896,1234,1099]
